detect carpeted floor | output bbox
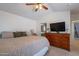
[46,46,79,56]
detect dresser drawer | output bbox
[45,33,70,51]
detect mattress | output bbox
[0,36,49,56]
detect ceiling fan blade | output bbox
[26,3,36,5]
[42,5,48,10]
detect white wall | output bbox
[36,11,70,34]
[71,13,79,21]
[0,10,70,35]
[0,11,37,34]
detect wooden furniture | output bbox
[45,33,70,51]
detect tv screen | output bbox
[50,22,65,32]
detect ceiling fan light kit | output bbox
[39,4,42,9]
[26,3,48,12]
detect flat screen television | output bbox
[50,22,65,32]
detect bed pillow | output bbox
[0,34,2,39]
[13,32,27,38]
[1,32,14,39]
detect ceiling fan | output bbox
[26,3,48,12]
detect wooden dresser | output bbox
[45,33,70,51]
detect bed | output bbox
[0,36,49,56]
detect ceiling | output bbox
[0,3,79,20]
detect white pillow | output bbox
[1,32,13,39]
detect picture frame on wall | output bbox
[41,23,47,32]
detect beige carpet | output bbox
[46,46,79,56]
